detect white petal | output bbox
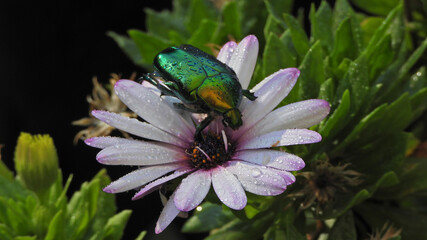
[85,136,141,149]
[238,129,322,150]
[114,80,195,141]
[279,171,296,185]
[92,110,187,147]
[236,68,300,138]
[103,164,181,193]
[96,142,186,165]
[174,170,211,211]
[228,35,259,89]
[211,166,247,210]
[243,99,330,138]
[132,168,193,200]
[233,149,305,171]
[217,41,237,65]
[226,161,287,196]
[155,190,181,234]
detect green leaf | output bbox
[188,19,218,53]
[0,154,13,181]
[182,202,234,233]
[351,0,400,16]
[356,201,427,239]
[405,67,427,95]
[348,133,408,179]
[377,158,427,199]
[222,1,242,40]
[334,55,369,113]
[360,17,384,46]
[185,0,217,33]
[98,210,132,240]
[75,170,117,240]
[107,32,144,68]
[264,0,292,28]
[0,197,34,234]
[128,30,170,68]
[365,5,403,55]
[319,90,351,140]
[330,17,362,67]
[329,211,356,240]
[0,174,33,201]
[309,1,334,53]
[134,231,147,240]
[45,210,65,240]
[144,7,189,40]
[66,176,101,238]
[267,208,306,240]
[297,41,325,100]
[321,171,398,219]
[318,78,335,103]
[283,14,310,57]
[263,15,284,41]
[236,0,268,37]
[335,93,412,153]
[332,0,354,30]
[365,34,394,81]
[14,236,36,240]
[0,224,14,240]
[205,211,275,240]
[410,87,427,121]
[398,38,427,80]
[54,174,72,211]
[262,32,296,78]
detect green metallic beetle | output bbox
[139,44,256,138]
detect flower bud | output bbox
[14,133,59,192]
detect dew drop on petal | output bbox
[251,168,262,178]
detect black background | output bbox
[0,1,327,239]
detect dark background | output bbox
[0,1,328,239]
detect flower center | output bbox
[186,130,235,170]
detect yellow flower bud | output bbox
[14,133,59,192]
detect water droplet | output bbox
[251,168,262,178]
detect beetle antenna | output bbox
[196,146,212,162]
[221,130,228,152]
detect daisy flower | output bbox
[85,35,330,233]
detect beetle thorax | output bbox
[186,130,235,170]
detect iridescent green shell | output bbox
[153,45,243,114]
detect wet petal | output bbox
[226,161,287,196]
[238,129,322,150]
[217,41,237,65]
[228,35,259,89]
[279,171,296,185]
[132,168,193,200]
[234,149,305,171]
[236,68,300,137]
[96,142,185,165]
[155,191,181,234]
[174,170,211,211]
[244,100,330,138]
[92,110,186,147]
[211,166,247,210]
[85,136,140,149]
[114,80,195,141]
[103,164,181,193]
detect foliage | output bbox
[0,134,144,240]
[108,0,427,239]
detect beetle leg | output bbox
[195,115,214,140]
[138,74,177,97]
[173,103,206,113]
[242,89,257,101]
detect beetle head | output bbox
[223,109,242,130]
